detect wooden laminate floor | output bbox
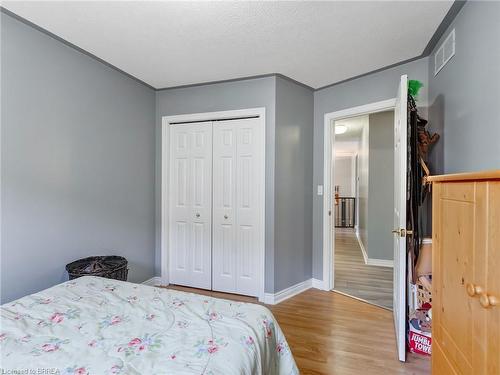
[334,229,393,309]
[165,285,430,375]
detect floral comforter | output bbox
[0,276,298,375]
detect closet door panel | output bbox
[190,126,212,286]
[212,123,237,293]
[213,118,263,297]
[169,125,191,285]
[235,121,263,296]
[169,122,212,289]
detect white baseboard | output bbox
[262,294,274,304]
[355,231,393,268]
[355,231,369,264]
[263,278,329,304]
[366,258,394,268]
[143,276,333,304]
[142,276,168,287]
[263,278,313,305]
[312,278,328,290]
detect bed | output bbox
[0,276,298,375]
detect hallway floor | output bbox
[334,229,393,309]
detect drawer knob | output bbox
[479,294,499,309]
[466,283,484,297]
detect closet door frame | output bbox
[161,108,266,302]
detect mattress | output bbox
[0,276,298,375]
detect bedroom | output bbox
[1,1,499,374]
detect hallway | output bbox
[334,229,393,309]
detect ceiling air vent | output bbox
[434,29,455,76]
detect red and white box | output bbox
[408,302,432,356]
[409,328,431,355]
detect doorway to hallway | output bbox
[331,111,395,310]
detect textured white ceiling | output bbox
[3,1,453,89]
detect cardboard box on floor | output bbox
[408,238,432,356]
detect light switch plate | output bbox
[317,185,323,196]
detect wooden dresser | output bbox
[428,170,500,374]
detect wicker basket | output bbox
[66,256,128,281]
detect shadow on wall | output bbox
[428,94,445,175]
[419,95,444,236]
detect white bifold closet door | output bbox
[169,122,212,289]
[212,118,264,297]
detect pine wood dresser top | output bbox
[426,169,500,183]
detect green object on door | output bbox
[408,80,424,99]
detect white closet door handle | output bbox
[195,213,201,218]
[224,215,228,220]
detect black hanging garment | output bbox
[406,94,439,284]
[407,94,419,284]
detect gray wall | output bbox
[428,1,500,174]
[274,77,314,292]
[357,118,369,252]
[1,14,156,303]
[367,111,394,261]
[155,77,277,292]
[5,0,494,299]
[313,57,429,280]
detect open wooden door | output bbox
[393,74,408,362]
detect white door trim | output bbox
[322,98,396,292]
[161,108,266,302]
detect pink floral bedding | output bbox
[0,276,298,375]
